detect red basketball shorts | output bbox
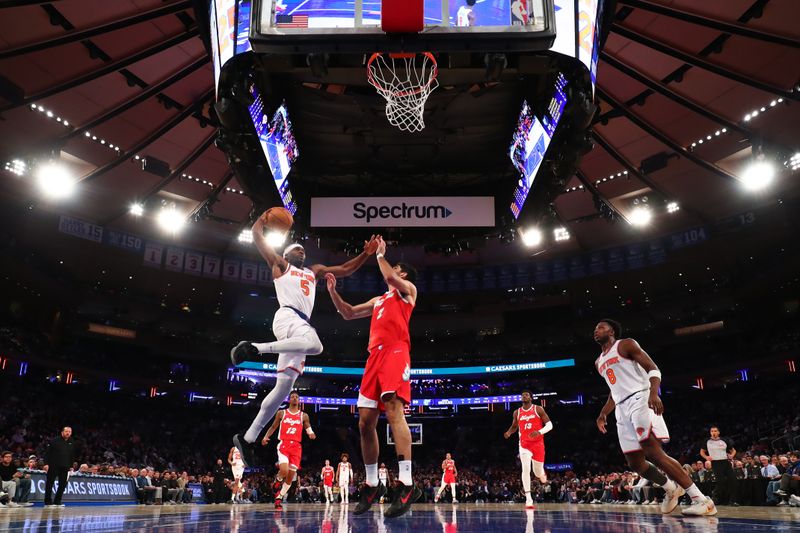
[357,342,411,410]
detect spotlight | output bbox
[520,227,543,247]
[266,230,287,248]
[36,162,75,200]
[238,229,253,244]
[628,207,653,227]
[740,160,775,191]
[666,202,680,214]
[553,227,570,242]
[130,203,144,217]
[157,205,185,233]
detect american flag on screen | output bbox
[276,15,309,28]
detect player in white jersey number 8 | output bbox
[231,210,380,466]
[594,319,716,516]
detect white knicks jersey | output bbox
[338,463,351,480]
[456,6,473,26]
[595,340,651,404]
[273,264,316,318]
[378,468,388,482]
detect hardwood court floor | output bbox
[2,502,798,532]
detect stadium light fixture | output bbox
[667,202,680,214]
[157,204,185,233]
[740,159,775,191]
[238,229,253,244]
[130,203,144,217]
[553,227,570,242]
[266,230,287,248]
[36,162,75,200]
[628,207,653,227]
[520,227,543,247]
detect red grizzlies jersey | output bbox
[444,460,456,475]
[322,466,334,486]
[278,409,303,443]
[368,289,414,350]
[518,405,544,446]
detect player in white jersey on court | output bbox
[336,453,353,504]
[228,446,245,503]
[231,211,379,465]
[594,319,716,516]
[378,463,390,503]
[455,0,476,27]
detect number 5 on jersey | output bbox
[300,279,311,296]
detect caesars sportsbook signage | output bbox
[310,197,495,227]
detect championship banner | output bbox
[310,197,495,227]
[58,215,103,243]
[25,472,137,503]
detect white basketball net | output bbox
[367,52,439,133]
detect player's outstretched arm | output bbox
[325,273,377,320]
[619,338,663,415]
[303,413,316,440]
[252,215,289,278]
[262,410,284,445]
[596,394,615,434]
[375,238,417,303]
[311,235,380,279]
[531,406,554,439]
[503,410,519,439]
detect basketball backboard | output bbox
[251,0,556,53]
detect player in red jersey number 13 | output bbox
[326,236,421,518]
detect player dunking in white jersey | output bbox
[231,211,379,466]
[228,446,245,503]
[594,319,716,516]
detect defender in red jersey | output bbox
[321,460,335,503]
[326,237,421,518]
[435,453,459,503]
[504,390,554,508]
[261,391,315,509]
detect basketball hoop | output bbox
[367,52,439,133]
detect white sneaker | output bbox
[777,501,788,507]
[452,499,459,504]
[661,485,685,514]
[6,502,20,508]
[682,497,717,516]
[525,498,535,509]
[649,500,659,506]
[642,500,650,505]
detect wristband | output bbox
[539,421,553,435]
[306,427,315,435]
[647,369,662,381]
[376,253,384,260]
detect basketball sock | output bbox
[662,479,678,492]
[398,460,412,486]
[243,373,296,443]
[365,464,378,487]
[279,482,291,497]
[521,460,532,493]
[686,484,705,501]
[451,484,456,498]
[253,335,323,356]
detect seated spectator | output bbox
[774,452,800,507]
[13,456,36,506]
[0,452,21,508]
[761,455,782,505]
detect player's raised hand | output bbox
[363,235,380,255]
[376,236,387,256]
[325,273,337,292]
[596,414,607,434]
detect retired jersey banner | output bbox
[310,197,495,227]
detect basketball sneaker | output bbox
[274,497,283,510]
[681,497,717,516]
[230,341,258,366]
[384,483,422,518]
[233,434,258,467]
[661,484,685,514]
[525,495,535,509]
[353,483,386,515]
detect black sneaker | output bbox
[353,483,386,515]
[230,341,258,366]
[233,434,258,467]
[384,483,421,518]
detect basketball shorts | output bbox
[444,473,456,484]
[272,307,321,376]
[277,440,302,471]
[232,466,244,479]
[357,342,411,409]
[520,441,545,463]
[615,390,670,454]
[338,477,350,488]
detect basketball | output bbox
[261,207,294,231]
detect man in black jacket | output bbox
[212,459,228,504]
[44,427,78,507]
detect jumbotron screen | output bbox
[509,72,568,218]
[247,90,299,214]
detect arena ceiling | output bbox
[0,0,798,260]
